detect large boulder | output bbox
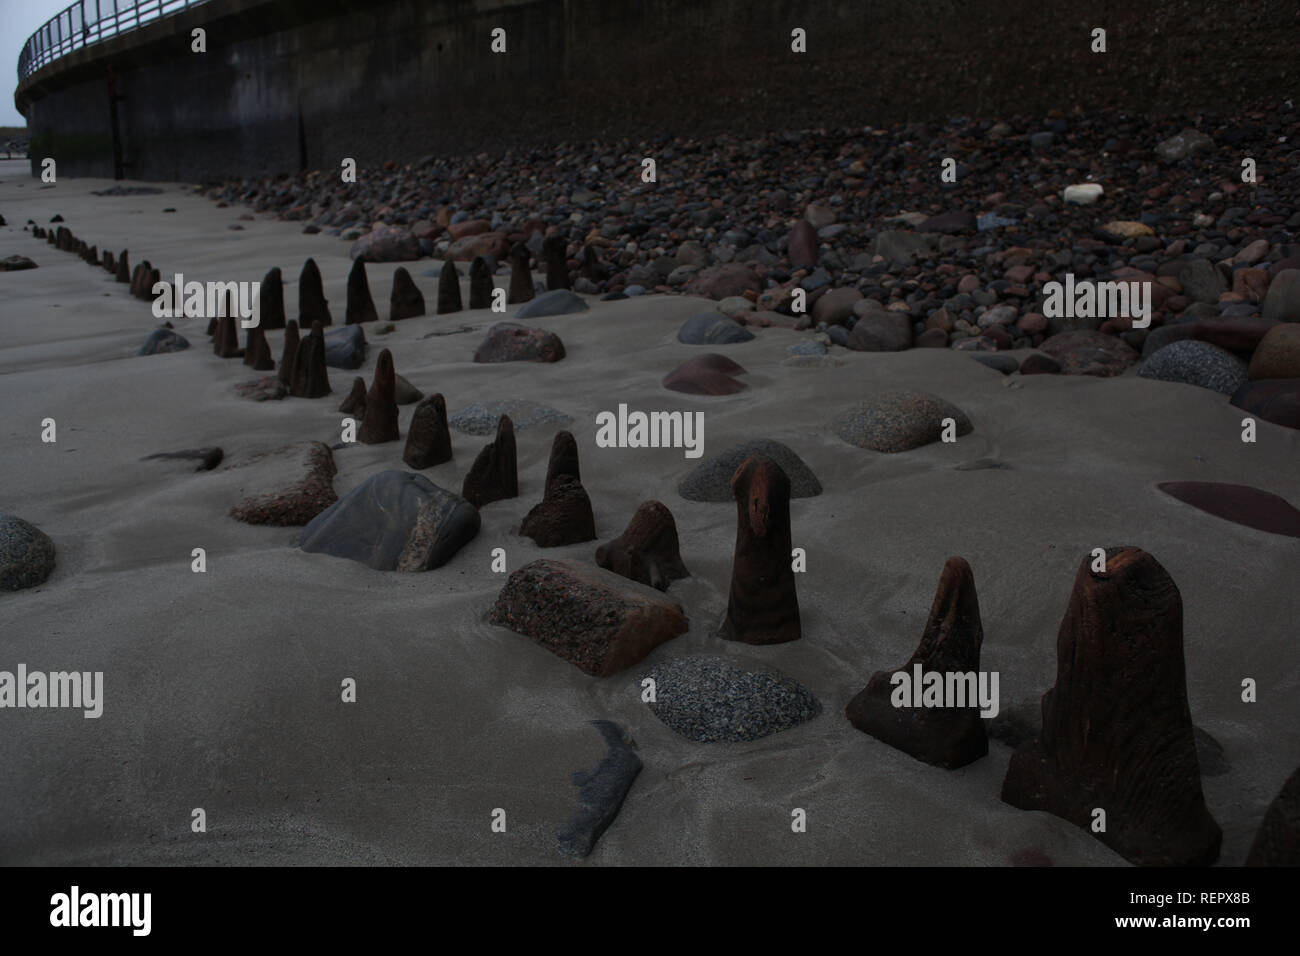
[445,232,511,261]
[847,310,913,351]
[686,263,761,300]
[1261,269,1300,322]
[299,470,480,570]
[473,322,566,363]
[350,223,422,262]
[1249,324,1300,380]
[489,558,688,676]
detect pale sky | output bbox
[3,0,119,126]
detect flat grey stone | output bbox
[299,470,479,571]
[137,327,189,355]
[322,324,367,369]
[677,313,755,345]
[515,289,589,318]
[678,439,822,501]
[557,720,642,858]
[449,399,573,435]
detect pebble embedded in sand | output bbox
[833,389,972,453]
[321,323,367,370]
[450,399,572,435]
[137,327,189,355]
[233,376,288,401]
[514,289,588,319]
[1157,482,1300,538]
[678,439,820,502]
[845,556,989,768]
[676,313,755,345]
[719,455,801,645]
[662,353,748,395]
[642,655,820,742]
[1001,546,1222,867]
[0,514,57,591]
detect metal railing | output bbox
[17,0,212,81]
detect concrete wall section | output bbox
[14,0,1299,182]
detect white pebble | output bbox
[1063,183,1105,205]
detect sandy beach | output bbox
[2,160,1298,866]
